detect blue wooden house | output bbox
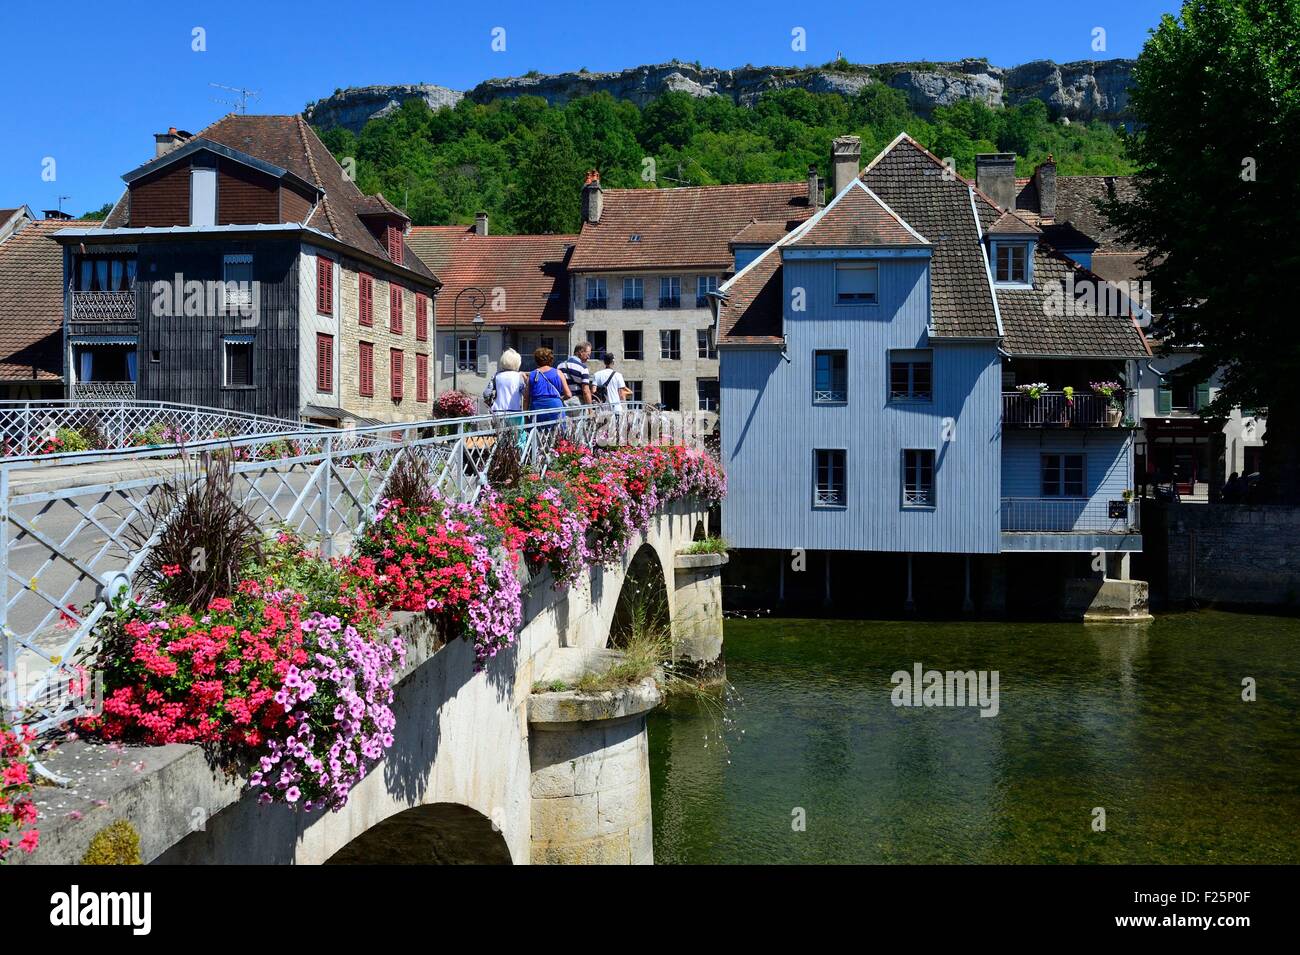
[712,135,1150,609]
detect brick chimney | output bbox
[581,170,603,224]
[832,136,861,195]
[1033,155,1057,222]
[474,211,489,236]
[975,153,1017,210]
[807,164,823,208]
[154,127,187,158]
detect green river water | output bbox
[648,611,1300,864]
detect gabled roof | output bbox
[570,181,814,272]
[407,226,575,327]
[1015,173,1140,253]
[103,115,437,287]
[731,219,802,247]
[0,219,88,382]
[790,179,930,248]
[987,210,1042,236]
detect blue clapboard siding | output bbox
[721,255,1002,554]
[1000,430,1134,532]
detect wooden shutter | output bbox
[1195,380,1212,412]
[1157,384,1172,415]
[317,257,333,314]
[477,353,488,376]
[359,274,373,326]
[442,353,453,376]
[387,225,404,265]
[416,294,428,341]
[316,333,333,393]
[416,353,428,403]
[390,286,403,334]
[359,341,374,397]
[391,348,404,400]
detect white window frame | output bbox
[835,262,878,305]
[994,242,1031,286]
[902,449,936,508]
[889,350,934,402]
[660,329,681,360]
[456,336,478,372]
[585,277,607,308]
[696,275,718,307]
[696,328,718,360]
[221,253,254,312]
[622,277,643,308]
[659,275,681,308]
[696,378,719,412]
[813,448,848,508]
[222,335,255,388]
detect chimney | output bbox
[831,136,861,195]
[474,211,489,236]
[975,153,1017,210]
[581,170,603,225]
[1033,155,1057,222]
[807,164,823,208]
[154,127,186,158]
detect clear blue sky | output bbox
[2,0,1181,216]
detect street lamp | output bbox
[452,286,487,393]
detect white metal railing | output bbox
[70,289,136,322]
[0,400,323,458]
[1,402,707,735]
[1000,496,1139,533]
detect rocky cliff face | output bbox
[304,58,1134,133]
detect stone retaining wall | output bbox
[1165,504,1300,607]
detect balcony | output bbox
[71,289,136,322]
[1002,391,1131,428]
[1001,497,1139,534]
[73,381,136,400]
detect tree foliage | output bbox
[1104,0,1300,497]
[315,85,1132,235]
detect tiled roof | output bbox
[862,135,1000,338]
[0,220,85,381]
[790,181,928,247]
[987,210,1042,235]
[102,115,437,286]
[1014,174,1140,253]
[570,181,814,271]
[408,226,576,326]
[731,219,800,246]
[715,247,785,345]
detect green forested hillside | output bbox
[316,86,1133,235]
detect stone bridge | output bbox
[21,496,724,866]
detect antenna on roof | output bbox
[56,195,70,214]
[210,83,261,114]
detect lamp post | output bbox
[452,286,487,393]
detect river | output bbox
[648,610,1300,864]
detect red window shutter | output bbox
[359,341,373,397]
[359,274,373,326]
[415,294,428,342]
[390,348,404,400]
[390,286,403,334]
[317,257,333,314]
[316,333,333,393]
[388,225,404,265]
[416,353,428,403]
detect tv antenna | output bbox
[56,195,70,214]
[210,83,260,114]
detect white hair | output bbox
[498,347,522,372]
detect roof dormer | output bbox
[986,212,1042,287]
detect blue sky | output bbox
[2,0,1181,215]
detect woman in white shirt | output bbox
[489,348,529,446]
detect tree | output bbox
[1104,0,1300,499]
[508,121,582,233]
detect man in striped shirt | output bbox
[558,341,593,405]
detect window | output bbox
[221,254,253,312]
[659,380,680,411]
[590,330,607,355]
[358,273,374,326]
[697,329,717,360]
[150,350,161,363]
[316,333,333,393]
[415,294,428,341]
[660,329,681,360]
[585,278,607,309]
[889,351,933,401]
[622,277,643,309]
[814,350,848,402]
[1042,453,1085,497]
[359,341,374,397]
[626,380,643,402]
[389,286,403,334]
[390,348,404,400]
[416,353,429,403]
[835,262,878,304]
[623,330,643,360]
[387,225,404,265]
[74,255,136,291]
[457,337,478,371]
[995,243,1028,284]
[696,275,718,308]
[814,449,847,507]
[697,378,719,412]
[316,256,333,315]
[223,338,254,387]
[659,276,680,309]
[903,450,935,507]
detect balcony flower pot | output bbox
[1106,407,1123,427]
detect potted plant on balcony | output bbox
[1091,381,1125,427]
[1016,382,1048,400]
[1058,386,1075,426]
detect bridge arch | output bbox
[325,803,511,865]
[608,542,671,650]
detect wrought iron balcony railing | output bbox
[71,288,136,322]
[1001,497,1139,533]
[72,381,136,400]
[1002,391,1131,427]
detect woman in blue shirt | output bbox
[523,347,572,427]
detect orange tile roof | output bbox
[0,220,87,381]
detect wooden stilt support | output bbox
[904,553,915,612]
[963,555,975,613]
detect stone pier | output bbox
[671,551,727,676]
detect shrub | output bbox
[80,820,141,865]
[56,427,90,452]
[380,452,436,510]
[684,536,728,555]
[0,718,39,861]
[432,390,477,420]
